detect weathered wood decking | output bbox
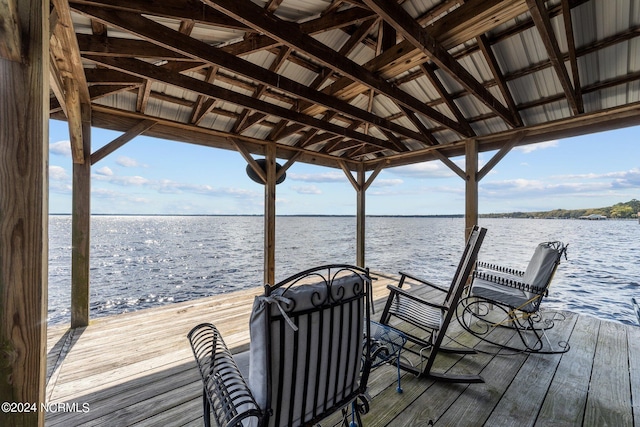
[45,272,640,426]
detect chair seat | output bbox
[471,278,539,313]
[387,292,442,332]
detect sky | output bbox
[48,119,640,215]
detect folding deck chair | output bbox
[457,241,569,354]
[188,265,373,427]
[378,225,487,383]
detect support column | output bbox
[465,139,479,240]
[264,144,276,285]
[71,104,91,328]
[0,0,49,424]
[356,164,366,267]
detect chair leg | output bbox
[202,390,211,427]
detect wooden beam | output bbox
[91,119,157,164]
[0,0,48,424]
[277,151,301,182]
[264,144,277,285]
[0,0,22,61]
[561,0,584,113]
[477,132,525,181]
[233,46,290,134]
[356,164,366,267]
[363,160,386,191]
[434,150,466,180]
[71,4,426,149]
[71,102,92,328]
[201,0,473,137]
[307,0,529,117]
[49,53,67,116]
[79,105,362,171]
[51,0,91,163]
[465,139,478,240]
[64,77,86,162]
[84,54,400,152]
[419,63,476,135]
[476,34,524,127]
[69,0,251,30]
[527,0,583,115]
[339,161,360,191]
[266,17,381,143]
[363,0,520,128]
[233,139,266,184]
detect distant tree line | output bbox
[481,199,640,219]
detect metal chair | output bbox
[457,241,569,354]
[378,226,487,383]
[188,264,373,427]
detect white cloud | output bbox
[155,180,257,197]
[480,178,613,199]
[116,156,142,167]
[95,166,113,176]
[288,171,346,183]
[92,188,121,198]
[388,162,456,179]
[49,165,68,180]
[291,185,322,195]
[93,173,149,186]
[516,140,558,153]
[50,141,71,157]
[371,178,403,187]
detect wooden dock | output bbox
[45,272,640,426]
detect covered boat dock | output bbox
[2,0,640,425]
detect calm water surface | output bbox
[48,216,640,325]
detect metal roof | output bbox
[49,0,640,171]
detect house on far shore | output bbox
[579,214,608,220]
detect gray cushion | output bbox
[471,242,560,313]
[248,272,366,427]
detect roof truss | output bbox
[46,0,640,170]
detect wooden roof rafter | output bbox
[50,0,91,164]
[362,0,520,128]
[526,0,584,115]
[71,3,428,153]
[201,0,473,138]
[84,54,402,153]
[302,0,531,120]
[264,16,381,145]
[43,0,640,172]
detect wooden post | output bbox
[71,104,91,328]
[264,144,276,285]
[0,0,49,425]
[356,164,366,267]
[465,139,479,240]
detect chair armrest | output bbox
[398,271,449,293]
[476,261,524,277]
[187,323,262,427]
[472,271,547,296]
[386,284,447,311]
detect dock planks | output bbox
[45,272,640,426]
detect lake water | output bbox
[48,216,640,325]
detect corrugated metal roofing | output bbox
[48,0,640,170]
